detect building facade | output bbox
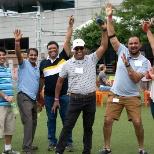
[0,0,123,67]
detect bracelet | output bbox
[15,41,20,45]
[108,34,116,40]
[54,98,59,101]
[102,29,107,32]
[126,63,130,67]
[4,95,8,100]
[108,17,112,21]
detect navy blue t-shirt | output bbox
[40,49,69,97]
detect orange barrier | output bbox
[96,89,109,107]
[144,90,150,107]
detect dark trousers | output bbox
[44,95,72,144]
[56,94,96,154]
[17,92,37,152]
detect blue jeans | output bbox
[56,94,96,154]
[98,86,111,91]
[150,99,154,119]
[44,94,72,145]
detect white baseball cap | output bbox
[72,39,85,50]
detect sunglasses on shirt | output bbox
[74,47,84,51]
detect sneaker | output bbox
[99,148,111,154]
[47,144,56,151]
[66,144,74,152]
[31,146,38,151]
[139,149,148,154]
[2,149,20,154]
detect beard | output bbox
[129,50,140,55]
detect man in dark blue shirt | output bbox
[39,15,75,152]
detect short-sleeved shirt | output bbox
[0,65,14,106]
[40,49,69,97]
[110,43,148,96]
[98,71,107,86]
[17,60,40,100]
[141,59,151,81]
[59,52,99,95]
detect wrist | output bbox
[54,98,59,101]
[4,95,8,100]
[102,29,107,32]
[126,63,130,67]
[108,17,112,21]
[69,24,73,28]
[15,41,20,45]
[108,34,116,40]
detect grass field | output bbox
[0,93,154,154]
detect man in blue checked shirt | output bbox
[14,29,40,154]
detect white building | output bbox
[0,0,123,63]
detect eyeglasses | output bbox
[74,47,84,51]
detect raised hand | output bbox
[69,15,75,27]
[102,22,107,30]
[13,29,23,42]
[105,2,113,17]
[121,53,129,66]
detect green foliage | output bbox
[114,0,154,45]
[74,7,106,51]
[74,0,154,50]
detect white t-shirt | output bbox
[141,60,151,81]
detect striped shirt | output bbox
[17,60,40,100]
[0,65,14,106]
[59,52,99,95]
[40,49,69,97]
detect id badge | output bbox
[135,60,142,66]
[75,67,83,74]
[113,98,119,103]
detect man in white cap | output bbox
[52,19,108,154]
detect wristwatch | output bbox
[126,63,130,67]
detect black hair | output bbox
[47,41,59,49]
[128,36,141,43]
[27,48,38,56]
[0,47,7,55]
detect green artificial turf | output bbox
[0,92,153,154]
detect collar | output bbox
[27,60,37,68]
[0,63,7,69]
[127,52,141,61]
[71,55,87,63]
[46,54,59,63]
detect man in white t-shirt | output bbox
[140,51,151,91]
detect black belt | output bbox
[70,92,95,99]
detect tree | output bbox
[114,0,154,45]
[74,0,154,51]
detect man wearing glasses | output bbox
[52,19,108,154]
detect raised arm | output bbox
[105,2,120,52]
[14,29,23,65]
[63,15,75,57]
[146,19,154,55]
[96,21,108,59]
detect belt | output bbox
[70,92,95,99]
